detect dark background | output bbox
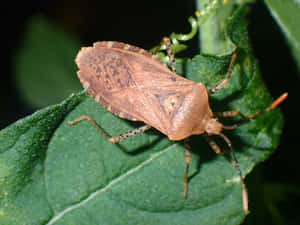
[1,0,299,224]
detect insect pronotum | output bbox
[68,38,288,212]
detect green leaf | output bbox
[1,7,284,225]
[264,0,300,70]
[0,92,85,224]
[14,16,82,108]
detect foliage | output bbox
[15,16,82,108]
[0,6,285,224]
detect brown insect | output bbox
[68,38,287,212]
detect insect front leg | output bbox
[210,47,239,95]
[214,110,242,130]
[68,115,151,143]
[203,135,223,154]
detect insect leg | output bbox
[210,47,239,95]
[215,111,242,130]
[205,133,248,212]
[183,139,191,198]
[68,115,151,143]
[108,124,151,143]
[218,133,248,212]
[204,135,223,154]
[212,93,287,211]
[161,37,177,73]
[153,37,177,73]
[68,115,111,140]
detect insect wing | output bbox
[76,41,195,135]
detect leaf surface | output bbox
[264,0,300,70]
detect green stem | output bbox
[196,0,236,55]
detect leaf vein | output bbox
[45,144,176,225]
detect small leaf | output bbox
[15,16,82,108]
[264,0,300,70]
[0,7,284,225]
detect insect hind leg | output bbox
[162,37,177,73]
[68,115,151,143]
[205,133,248,212]
[153,37,177,73]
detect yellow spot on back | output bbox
[164,94,180,115]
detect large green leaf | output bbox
[0,7,283,225]
[264,0,300,70]
[15,16,82,108]
[0,92,85,224]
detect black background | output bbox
[1,0,299,224]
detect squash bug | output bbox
[68,37,287,212]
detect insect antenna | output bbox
[222,92,288,129]
[218,133,248,212]
[242,92,288,123]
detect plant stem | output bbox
[196,0,236,55]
